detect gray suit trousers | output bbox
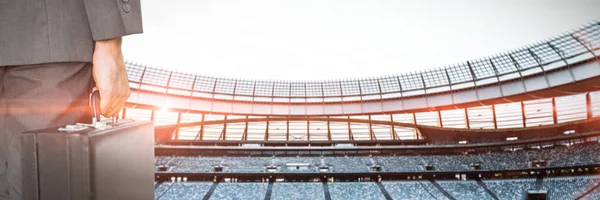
[0,63,93,200]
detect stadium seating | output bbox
[157,142,600,173]
[483,178,536,200]
[542,175,600,200]
[580,185,600,200]
[159,182,213,200]
[221,156,271,173]
[155,182,173,199]
[271,182,325,200]
[328,182,386,200]
[210,182,268,200]
[152,176,600,200]
[323,156,372,173]
[382,181,448,200]
[437,180,495,200]
[373,156,422,172]
[168,156,223,173]
[272,156,321,166]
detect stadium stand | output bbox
[581,184,600,200]
[382,181,449,200]
[221,156,271,173]
[146,19,600,200]
[152,176,600,200]
[437,180,495,200]
[324,156,372,173]
[271,182,326,200]
[542,175,600,200]
[483,178,536,200]
[158,142,600,173]
[209,182,269,200]
[328,182,387,200]
[167,156,223,173]
[373,156,422,172]
[154,182,173,199]
[158,182,213,200]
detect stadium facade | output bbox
[126,20,600,199]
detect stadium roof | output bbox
[126,20,599,103]
[122,20,600,142]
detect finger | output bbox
[105,100,119,117]
[106,93,126,117]
[100,92,116,117]
[107,100,124,117]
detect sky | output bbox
[122,0,600,81]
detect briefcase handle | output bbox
[90,89,117,125]
[91,89,102,123]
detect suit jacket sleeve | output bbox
[83,0,143,41]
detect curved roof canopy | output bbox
[126,21,599,103]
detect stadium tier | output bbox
[156,142,600,173]
[135,20,600,200]
[153,176,600,200]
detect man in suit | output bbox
[0,0,143,199]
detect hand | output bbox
[92,38,131,117]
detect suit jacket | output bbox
[0,0,143,66]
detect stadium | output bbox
[125,20,600,200]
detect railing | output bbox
[125,20,600,103]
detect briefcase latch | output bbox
[58,124,90,132]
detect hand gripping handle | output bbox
[90,89,102,124]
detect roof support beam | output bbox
[243,116,249,141]
[466,61,478,81]
[150,110,155,122]
[488,59,504,97]
[464,108,470,129]
[138,67,146,90]
[521,102,527,128]
[327,116,332,141]
[528,48,552,88]
[231,80,238,98]
[437,110,443,128]
[251,82,256,102]
[347,116,353,141]
[165,72,173,93]
[548,42,577,81]
[175,112,182,140]
[190,75,197,96]
[389,114,397,140]
[508,54,528,92]
[195,113,205,140]
[414,128,419,140]
[265,116,270,141]
[368,115,375,140]
[552,97,558,125]
[419,73,429,107]
[587,93,593,119]
[221,115,227,140]
[306,117,310,141]
[491,104,497,129]
[211,79,218,99]
[444,69,455,105]
[412,113,417,126]
[571,34,597,58]
[286,119,290,141]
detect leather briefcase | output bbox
[21,91,155,200]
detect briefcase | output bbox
[21,91,155,200]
